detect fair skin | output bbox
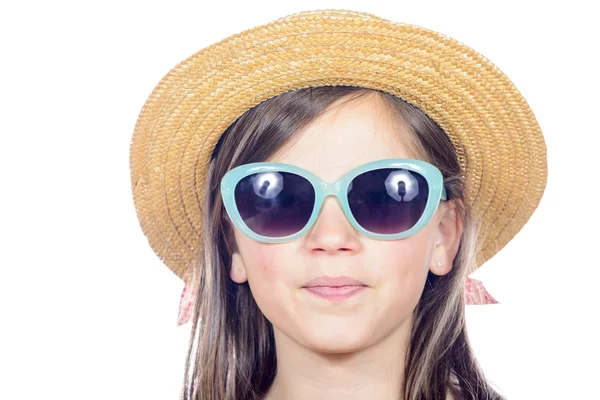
[229,93,462,400]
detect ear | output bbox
[229,251,248,284]
[429,201,463,276]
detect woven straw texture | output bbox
[129,9,547,285]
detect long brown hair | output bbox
[181,86,505,400]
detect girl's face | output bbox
[229,94,461,353]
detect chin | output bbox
[309,341,366,355]
[301,330,370,353]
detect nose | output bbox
[303,196,362,254]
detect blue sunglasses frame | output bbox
[220,158,448,243]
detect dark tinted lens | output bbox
[348,168,429,234]
[234,171,315,237]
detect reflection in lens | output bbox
[235,172,315,237]
[348,168,429,234]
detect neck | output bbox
[262,318,412,400]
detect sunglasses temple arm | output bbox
[441,185,448,201]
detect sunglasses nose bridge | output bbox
[320,181,343,199]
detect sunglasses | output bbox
[220,158,448,243]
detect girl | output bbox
[130,9,547,400]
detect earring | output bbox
[437,260,442,268]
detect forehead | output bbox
[267,93,418,182]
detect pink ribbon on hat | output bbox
[177,283,196,327]
[465,277,499,306]
[176,277,498,326]
[177,283,196,326]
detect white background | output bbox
[1,1,598,399]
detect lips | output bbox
[303,276,366,288]
[303,284,367,301]
[305,285,365,295]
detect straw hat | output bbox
[129,9,547,322]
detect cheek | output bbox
[234,229,281,278]
[374,236,431,273]
[244,243,281,277]
[372,236,433,304]
[238,240,292,313]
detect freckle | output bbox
[257,254,271,273]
